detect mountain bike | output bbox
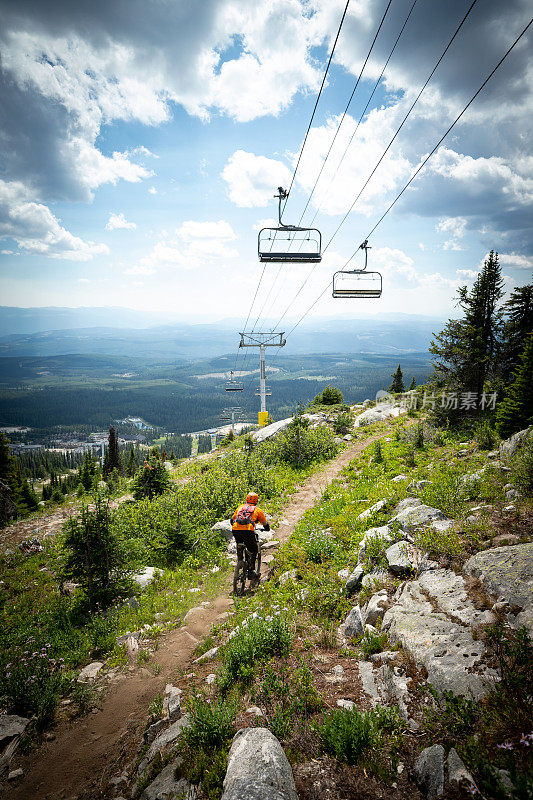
[233,530,263,596]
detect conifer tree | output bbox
[389,364,405,393]
[409,377,417,390]
[430,250,504,407]
[499,284,533,381]
[496,332,533,437]
[126,445,137,477]
[104,426,122,476]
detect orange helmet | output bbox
[246,492,259,505]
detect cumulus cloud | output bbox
[222,151,292,207]
[129,220,239,273]
[105,212,137,231]
[498,252,533,270]
[0,180,109,260]
[436,216,468,250]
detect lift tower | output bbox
[220,406,245,434]
[239,331,286,426]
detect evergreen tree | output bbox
[103,426,122,476]
[389,364,405,393]
[131,451,171,500]
[409,377,416,390]
[430,251,504,407]
[126,445,137,477]
[496,332,533,437]
[79,450,96,491]
[197,435,212,454]
[499,284,533,381]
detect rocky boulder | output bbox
[338,605,364,643]
[210,520,234,541]
[463,543,533,634]
[385,542,422,575]
[140,758,196,800]
[131,567,163,589]
[362,590,391,627]
[499,426,532,459]
[252,418,293,443]
[0,715,29,747]
[345,565,365,594]
[356,499,388,523]
[414,745,445,800]
[388,504,453,531]
[222,727,298,800]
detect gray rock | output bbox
[355,405,406,427]
[343,433,353,441]
[210,519,233,541]
[131,567,162,589]
[389,504,451,531]
[499,426,532,459]
[357,499,387,522]
[336,699,355,710]
[140,758,196,800]
[345,565,365,594]
[357,661,381,706]
[395,497,422,513]
[447,748,474,787]
[362,590,391,627]
[222,727,298,800]
[78,661,104,682]
[279,569,298,585]
[416,480,431,490]
[0,715,29,746]
[418,569,495,628]
[339,605,364,641]
[361,570,389,590]
[245,706,263,716]
[192,646,219,665]
[358,525,395,561]
[137,715,191,778]
[375,664,413,722]
[414,745,445,800]
[385,541,422,575]
[382,579,497,698]
[7,768,24,781]
[463,543,533,634]
[391,474,408,483]
[506,488,519,500]
[252,418,293,443]
[163,687,181,722]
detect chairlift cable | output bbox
[274,15,533,348]
[283,0,351,209]
[304,0,418,229]
[269,0,479,333]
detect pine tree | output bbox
[430,250,504,407]
[104,426,122,476]
[131,451,171,500]
[409,377,417,390]
[499,284,533,381]
[496,332,533,437]
[389,364,405,393]
[126,445,137,477]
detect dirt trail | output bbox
[6,432,384,800]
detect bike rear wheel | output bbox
[233,559,247,596]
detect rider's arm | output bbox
[256,509,270,531]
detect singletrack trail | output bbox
[7,431,387,800]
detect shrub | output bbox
[219,615,292,693]
[314,705,401,765]
[510,435,533,495]
[333,412,352,435]
[414,422,425,449]
[304,530,339,564]
[131,451,171,500]
[419,467,468,517]
[475,420,498,450]
[358,630,388,658]
[252,662,324,740]
[273,418,338,468]
[314,385,344,405]
[372,441,384,463]
[1,640,65,726]
[60,496,136,610]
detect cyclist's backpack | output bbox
[235,503,255,525]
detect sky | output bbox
[0,0,531,327]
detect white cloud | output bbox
[222,150,292,207]
[105,212,137,231]
[148,187,158,195]
[456,268,479,280]
[132,219,239,273]
[498,252,533,270]
[78,277,90,283]
[0,179,109,260]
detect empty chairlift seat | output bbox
[332,239,382,299]
[225,371,244,392]
[257,187,322,263]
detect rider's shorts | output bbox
[232,530,258,554]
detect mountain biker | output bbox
[231,492,270,579]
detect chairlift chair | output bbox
[332,240,382,299]
[258,187,322,263]
[225,371,244,392]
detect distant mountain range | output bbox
[0,306,445,358]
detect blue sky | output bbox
[0,0,531,323]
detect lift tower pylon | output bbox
[239,331,286,426]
